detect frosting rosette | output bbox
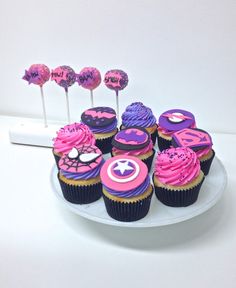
[53,122,95,154]
[121,102,157,128]
[155,147,201,186]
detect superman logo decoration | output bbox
[172,128,212,151]
[81,107,116,127]
[158,109,195,131]
[112,127,150,150]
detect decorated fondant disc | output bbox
[59,145,103,173]
[81,107,116,127]
[112,127,150,150]
[159,109,195,131]
[100,155,148,191]
[172,128,213,151]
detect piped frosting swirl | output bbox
[154,147,200,186]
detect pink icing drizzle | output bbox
[53,123,95,154]
[112,141,153,156]
[155,147,200,186]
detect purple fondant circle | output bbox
[81,107,116,127]
[112,127,150,151]
[159,109,195,131]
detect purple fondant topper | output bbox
[81,106,116,127]
[112,127,150,151]
[159,109,195,131]
[172,128,212,151]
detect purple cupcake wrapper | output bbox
[58,173,102,204]
[157,134,172,151]
[200,150,215,176]
[95,129,118,154]
[152,174,205,207]
[102,186,153,222]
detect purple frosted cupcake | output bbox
[157,109,196,151]
[58,145,104,204]
[81,107,118,154]
[121,102,157,145]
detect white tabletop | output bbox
[0,116,235,288]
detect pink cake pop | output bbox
[76,67,101,107]
[22,64,50,127]
[104,69,129,122]
[51,66,76,123]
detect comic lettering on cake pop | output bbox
[172,128,213,151]
[51,66,76,91]
[104,70,128,91]
[22,64,50,86]
[59,145,103,173]
[158,109,195,131]
[81,107,116,127]
[112,127,150,150]
[100,155,148,192]
[76,67,101,90]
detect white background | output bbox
[0,0,235,133]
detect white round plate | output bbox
[50,156,227,228]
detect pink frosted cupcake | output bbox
[172,128,215,176]
[153,147,205,207]
[52,123,95,168]
[111,127,155,172]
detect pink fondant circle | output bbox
[101,155,148,191]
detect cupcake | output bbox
[100,155,153,222]
[111,127,155,172]
[172,128,215,175]
[52,122,95,169]
[157,109,196,151]
[153,147,205,207]
[81,106,118,154]
[58,144,104,204]
[121,102,157,145]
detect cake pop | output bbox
[76,67,101,107]
[51,66,76,123]
[22,64,50,127]
[104,69,128,122]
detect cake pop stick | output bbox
[76,67,101,107]
[51,66,76,123]
[104,69,128,122]
[22,64,50,127]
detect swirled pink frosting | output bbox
[158,123,196,136]
[112,141,153,156]
[154,147,200,186]
[53,123,95,154]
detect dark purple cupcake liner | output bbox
[95,129,118,154]
[157,134,172,151]
[53,150,61,170]
[152,175,205,207]
[200,149,215,176]
[58,173,102,204]
[102,187,153,222]
[110,149,155,173]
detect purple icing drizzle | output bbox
[103,175,150,198]
[121,102,157,128]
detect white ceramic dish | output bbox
[50,156,227,228]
